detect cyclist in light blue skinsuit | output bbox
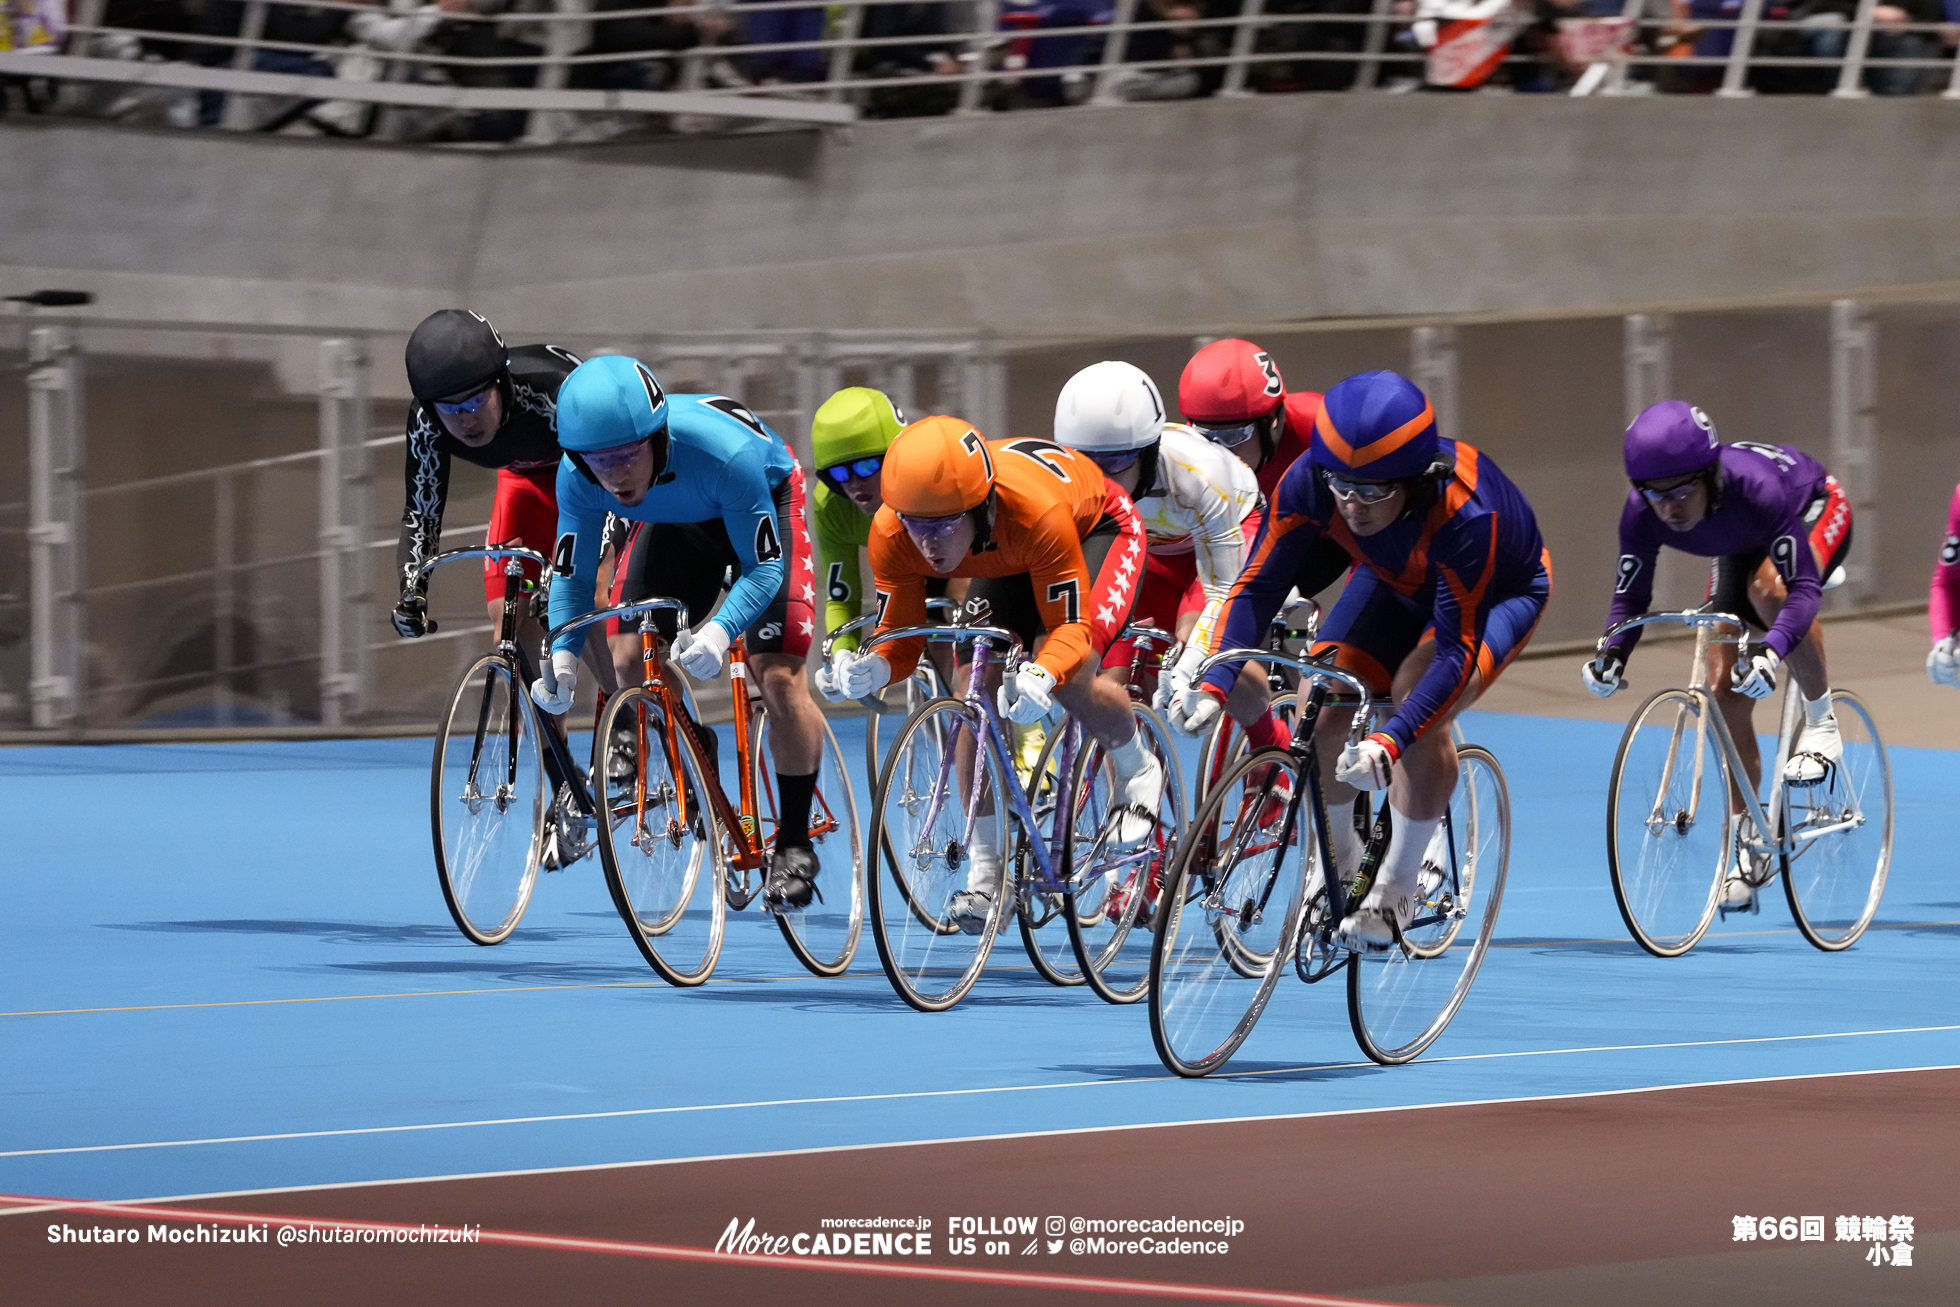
[533,355,828,911]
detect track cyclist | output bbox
[1173,337,1352,755]
[1583,400,1854,910]
[1927,478,1960,690]
[1173,370,1551,947]
[534,355,830,912]
[391,310,610,678]
[818,415,1159,933]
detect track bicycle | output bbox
[859,622,1182,1012]
[831,599,958,783]
[1149,649,1510,1076]
[1601,606,1892,957]
[1015,620,1186,1003]
[417,545,595,946]
[546,596,863,983]
[1191,599,1319,807]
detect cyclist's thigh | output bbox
[1104,549,1191,670]
[737,472,817,661]
[616,517,731,641]
[1710,547,1772,632]
[1309,567,1424,703]
[483,466,557,603]
[1805,476,1854,576]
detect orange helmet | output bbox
[880,415,995,516]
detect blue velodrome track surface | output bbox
[5,710,1958,1206]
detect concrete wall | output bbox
[8,96,1960,338]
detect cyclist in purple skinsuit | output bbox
[1584,400,1854,909]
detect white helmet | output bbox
[1053,361,1165,453]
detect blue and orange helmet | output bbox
[1307,370,1441,482]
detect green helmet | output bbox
[811,387,903,470]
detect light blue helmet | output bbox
[557,355,671,473]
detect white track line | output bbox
[2,1063,1955,1212]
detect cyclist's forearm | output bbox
[396,513,441,594]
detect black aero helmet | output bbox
[405,309,507,401]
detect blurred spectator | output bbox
[1107,0,1210,99]
[993,0,1110,108]
[1253,0,1375,92]
[854,0,962,116]
[575,0,700,91]
[740,0,825,81]
[427,0,542,139]
[194,0,351,123]
[306,0,451,136]
[1410,0,1527,87]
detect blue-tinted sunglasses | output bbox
[433,386,495,417]
[821,456,884,486]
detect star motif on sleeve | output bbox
[801,583,816,603]
[799,618,814,636]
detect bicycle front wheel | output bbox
[595,687,725,986]
[1347,744,1510,1066]
[1066,705,1186,1005]
[1608,688,1731,957]
[431,653,546,945]
[751,704,864,977]
[1781,689,1891,951]
[866,698,1010,1012]
[1015,721,1087,987]
[1149,746,1313,1077]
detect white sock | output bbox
[1325,804,1362,880]
[1376,808,1443,897]
[1105,727,1148,781]
[967,817,1002,894]
[1803,690,1835,726]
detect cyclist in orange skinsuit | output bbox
[818,415,1162,932]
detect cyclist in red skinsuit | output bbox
[1176,338,1351,758]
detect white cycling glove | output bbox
[1336,734,1397,791]
[1929,635,1960,689]
[1582,653,1627,699]
[998,662,1058,727]
[530,648,580,716]
[823,649,891,702]
[1731,647,1780,700]
[1167,683,1224,737]
[1152,642,1208,714]
[671,623,730,680]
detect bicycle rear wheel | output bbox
[1194,693,1297,807]
[431,653,546,945]
[866,698,1010,1012]
[1347,744,1510,1065]
[1608,688,1731,957]
[1148,747,1313,1077]
[595,687,725,986]
[1015,722,1086,987]
[751,704,864,977]
[1781,689,1891,951]
[1066,706,1186,1005]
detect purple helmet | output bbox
[1624,400,1721,482]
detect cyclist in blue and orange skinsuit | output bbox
[1170,370,1552,947]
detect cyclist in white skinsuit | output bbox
[1049,361,1262,707]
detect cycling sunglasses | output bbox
[1083,448,1140,472]
[1637,478,1701,506]
[1324,473,1401,505]
[821,456,884,486]
[582,435,653,473]
[433,386,495,417]
[1193,417,1262,446]
[896,510,968,541]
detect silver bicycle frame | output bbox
[1597,607,1810,870]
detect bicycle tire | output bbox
[1148,746,1313,1077]
[866,697,1010,1012]
[1066,705,1186,1006]
[1781,689,1892,951]
[431,653,546,945]
[750,703,865,977]
[1014,721,1088,987]
[1607,688,1731,958]
[1346,744,1510,1066]
[594,686,726,986]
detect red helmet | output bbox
[1178,338,1286,424]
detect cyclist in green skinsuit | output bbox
[811,387,907,652]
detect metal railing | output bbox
[3,0,1956,145]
